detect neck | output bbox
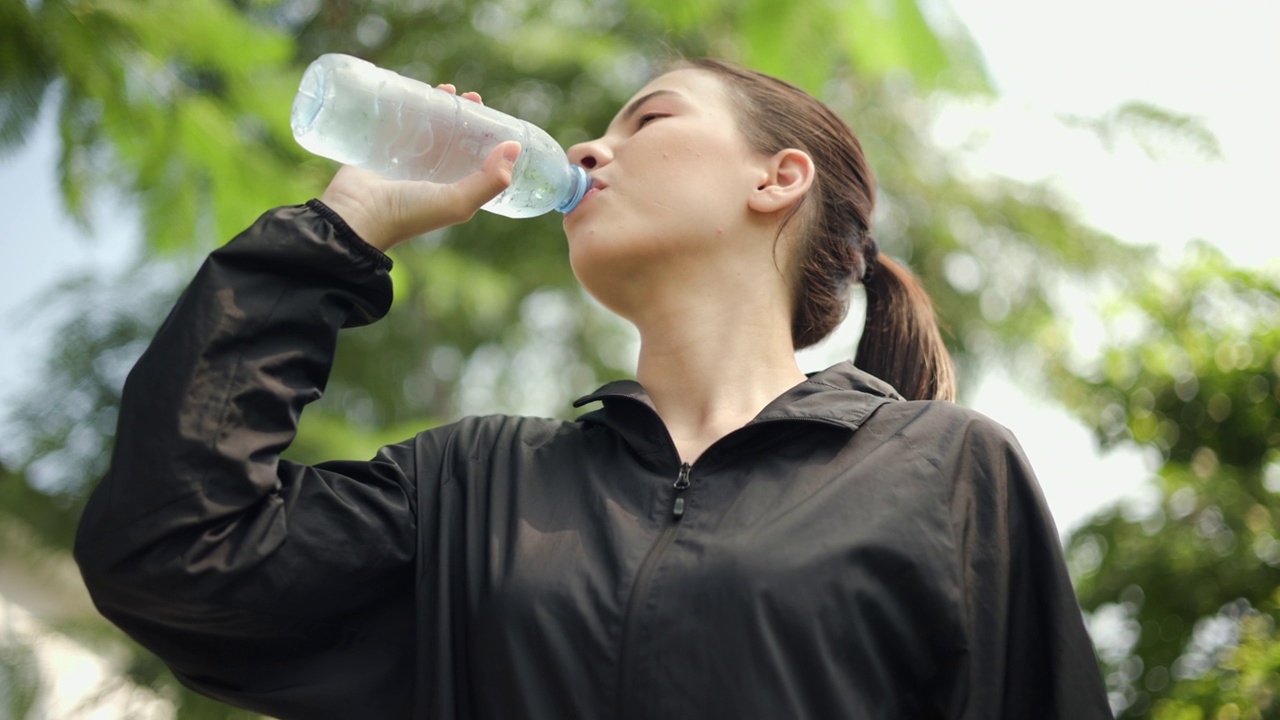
[632,292,806,463]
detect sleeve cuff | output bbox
[306,198,394,273]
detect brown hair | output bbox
[683,58,956,402]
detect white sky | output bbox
[1,0,1278,536]
[944,0,1279,268]
[939,0,1280,533]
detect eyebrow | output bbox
[618,89,680,124]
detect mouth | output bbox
[565,176,607,222]
[578,177,607,204]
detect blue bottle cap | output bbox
[557,165,591,214]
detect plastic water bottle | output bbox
[291,53,589,218]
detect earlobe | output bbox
[748,149,815,214]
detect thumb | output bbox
[452,141,520,209]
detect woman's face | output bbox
[562,69,773,305]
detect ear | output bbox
[748,148,815,215]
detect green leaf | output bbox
[0,0,57,155]
[1061,100,1224,161]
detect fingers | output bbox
[436,83,483,104]
[317,139,518,253]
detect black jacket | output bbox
[75,202,1113,720]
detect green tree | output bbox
[1058,244,1280,718]
[1,0,1144,716]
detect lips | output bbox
[578,176,607,205]
[565,176,607,221]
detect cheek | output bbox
[626,132,718,185]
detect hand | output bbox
[318,85,521,252]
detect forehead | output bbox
[635,68,726,97]
[614,68,736,120]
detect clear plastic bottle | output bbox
[291,53,589,218]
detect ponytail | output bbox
[855,254,956,402]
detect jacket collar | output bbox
[572,361,901,435]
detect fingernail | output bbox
[503,143,521,164]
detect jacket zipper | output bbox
[616,461,692,719]
[671,462,691,518]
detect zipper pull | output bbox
[672,463,692,519]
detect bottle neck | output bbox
[557,164,591,214]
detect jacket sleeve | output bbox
[74,201,417,720]
[947,417,1114,720]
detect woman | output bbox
[75,59,1112,719]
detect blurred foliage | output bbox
[1061,101,1224,163]
[0,639,40,720]
[1057,244,1280,717]
[1149,613,1280,720]
[0,0,1252,718]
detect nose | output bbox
[568,137,612,170]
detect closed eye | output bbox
[637,113,666,128]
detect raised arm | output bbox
[74,138,520,718]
